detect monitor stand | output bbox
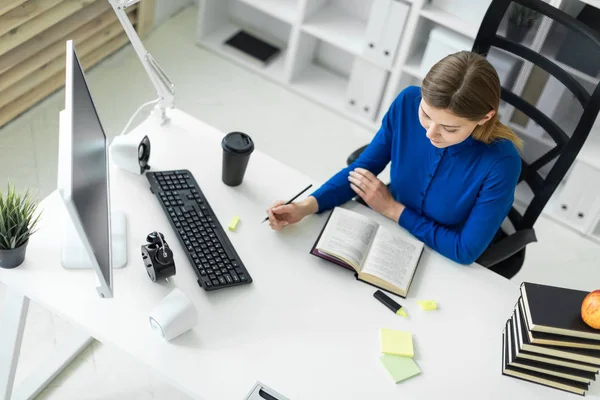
[61,211,128,269]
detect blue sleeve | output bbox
[310,93,403,213]
[399,155,521,265]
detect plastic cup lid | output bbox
[222,132,254,155]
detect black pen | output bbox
[374,290,408,317]
[262,184,313,223]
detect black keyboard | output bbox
[146,170,252,290]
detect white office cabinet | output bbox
[346,58,389,120]
[554,161,600,234]
[362,0,410,69]
[420,26,473,76]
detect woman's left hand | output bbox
[348,168,404,221]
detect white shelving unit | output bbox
[419,2,479,39]
[301,3,368,56]
[197,0,415,131]
[238,0,299,24]
[196,0,600,242]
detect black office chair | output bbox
[346,0,600,279]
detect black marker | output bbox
[374,290,408,317]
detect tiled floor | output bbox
[1,4,599,400]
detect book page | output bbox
[361,226,421,290]
[316,207,378,269]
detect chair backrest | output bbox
[472,0,600,231]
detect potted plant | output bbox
[506,3,542,43]
[0,183,41,269]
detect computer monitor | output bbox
[57,40,128,299]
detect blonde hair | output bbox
[421,51,523,149]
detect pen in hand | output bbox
[262,184,313,223]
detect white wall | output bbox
[153,0,195,27]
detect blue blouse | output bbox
[311,86,522,265]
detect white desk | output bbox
[1,109,596,400]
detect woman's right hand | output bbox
[267,197,318,231]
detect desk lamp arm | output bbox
[108,0,175,127]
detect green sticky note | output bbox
[380,355,421,383]
[381,328,414,357]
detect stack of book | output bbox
[502,282,600,396]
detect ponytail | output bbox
[471,114,524,150]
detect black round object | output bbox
[138,135,151,172]
[146,232,165,244]
[221,132,254,186]
[156,247,173,265]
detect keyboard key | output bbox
[225,274,233,284]
[205,280,212,288]
[218,276,226,285]
[239,275,247,282]
[212,279,220,287]
[221,268,228,274]
[209,274,216,280]
[199,270,207,276]
[232,274,240,283]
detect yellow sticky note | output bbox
[381,329,414,357]
[417,300,437,311]
[380,355,421,383]
[228,216,240,231]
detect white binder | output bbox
[376,0,410,69]
[363,0,390,61]
[555,161,600,234]
[363,0,410,69]
[346,58,389,121]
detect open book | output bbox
[310,206,424,297]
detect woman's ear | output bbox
[477,110,496,125]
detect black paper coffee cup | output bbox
[221,132,254,186]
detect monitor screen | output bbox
[68,43,112,290]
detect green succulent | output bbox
[0,183,41,250]
[508,3,542,27]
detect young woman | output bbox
[266,51,522,265]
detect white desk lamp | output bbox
[108,0,176,174]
